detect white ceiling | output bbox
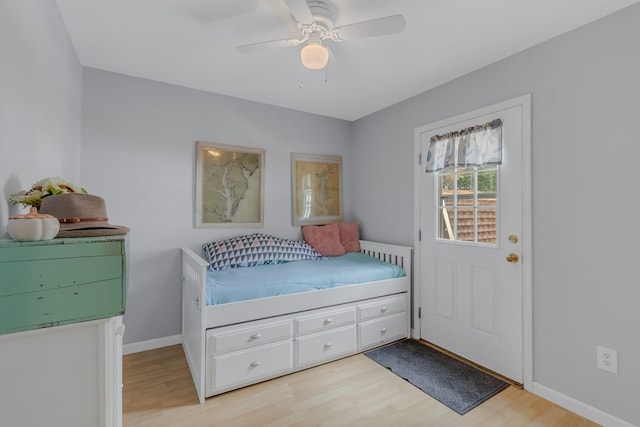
[56,0,638,121]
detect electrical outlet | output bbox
[596,345,618,374]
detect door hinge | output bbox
[418,230,421,242]
[418,307,422,319]
[418,153,422,165]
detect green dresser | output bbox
[0,236,128,335]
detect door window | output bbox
[436,166,498,245]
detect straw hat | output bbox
[39,193,129,237]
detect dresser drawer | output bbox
[358,312,408,350]
[0,240,123,264]
[0,279,125,334]
[210,340,293,391]
[296,325,356,368]
[209,320,293,354]
[296,308,356,335]
[0,237,127,335]
[358,294,407,321]
[0,253,123,297]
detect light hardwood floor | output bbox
[123,343,598,427]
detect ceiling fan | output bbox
[236,0,406,70]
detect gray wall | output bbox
[351,4,640,425]
[0,0,82,233]
[80,69,353,345]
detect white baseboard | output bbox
[123,334,181,355]
[532,382,635,427]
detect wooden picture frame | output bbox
[195,141,264,227]
[291,152,342,226]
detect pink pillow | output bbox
[339,222,361,252]
[302,223,345,256]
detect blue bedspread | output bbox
[206,252,406,306]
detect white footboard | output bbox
[181,248,208,404]
[360,240,411,275]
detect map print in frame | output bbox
[291,152,342,226]
[196,141,264,227]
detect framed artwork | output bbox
[195,141,264,227]
[291,152,342,226]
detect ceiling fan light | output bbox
[300,43,329,70]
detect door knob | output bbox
[506,253,519,263]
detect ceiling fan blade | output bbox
[282,0,314,25]
[332,14,406,41]
[236,38,303,54]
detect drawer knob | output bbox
[249,361,261,368]
[380,307,388,313]
[324,318,333,324]
[380,328,388,334]
[249,333,262,340]
[324,342,333,348]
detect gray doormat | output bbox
[364,340,509,415]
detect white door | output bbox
[417,98,530,383]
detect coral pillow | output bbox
[339,222,361,252]
[302,223,345,256]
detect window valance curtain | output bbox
[425,118,503,172]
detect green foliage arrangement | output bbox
[8,177,87,208]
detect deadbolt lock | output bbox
[508,235,519,244]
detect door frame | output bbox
[412,94,533,390]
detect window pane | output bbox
[456,172,474,192]
[437,207,454,240]
[478,208,497,244]
[438,187,454,207]
[437,173,454,206]
[457,192,474,208]
[439,172,455,190]
[477,169,497,193]
[456,208,475,242]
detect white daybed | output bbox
[181,240,412,403]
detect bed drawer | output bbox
[358,294,407,321]
[295,308,356,335]
[296,325,357,368]
[208,320,293,354]
[211,340,293,391]
[358,312,408,350]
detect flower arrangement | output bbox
[8,177,87,208]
